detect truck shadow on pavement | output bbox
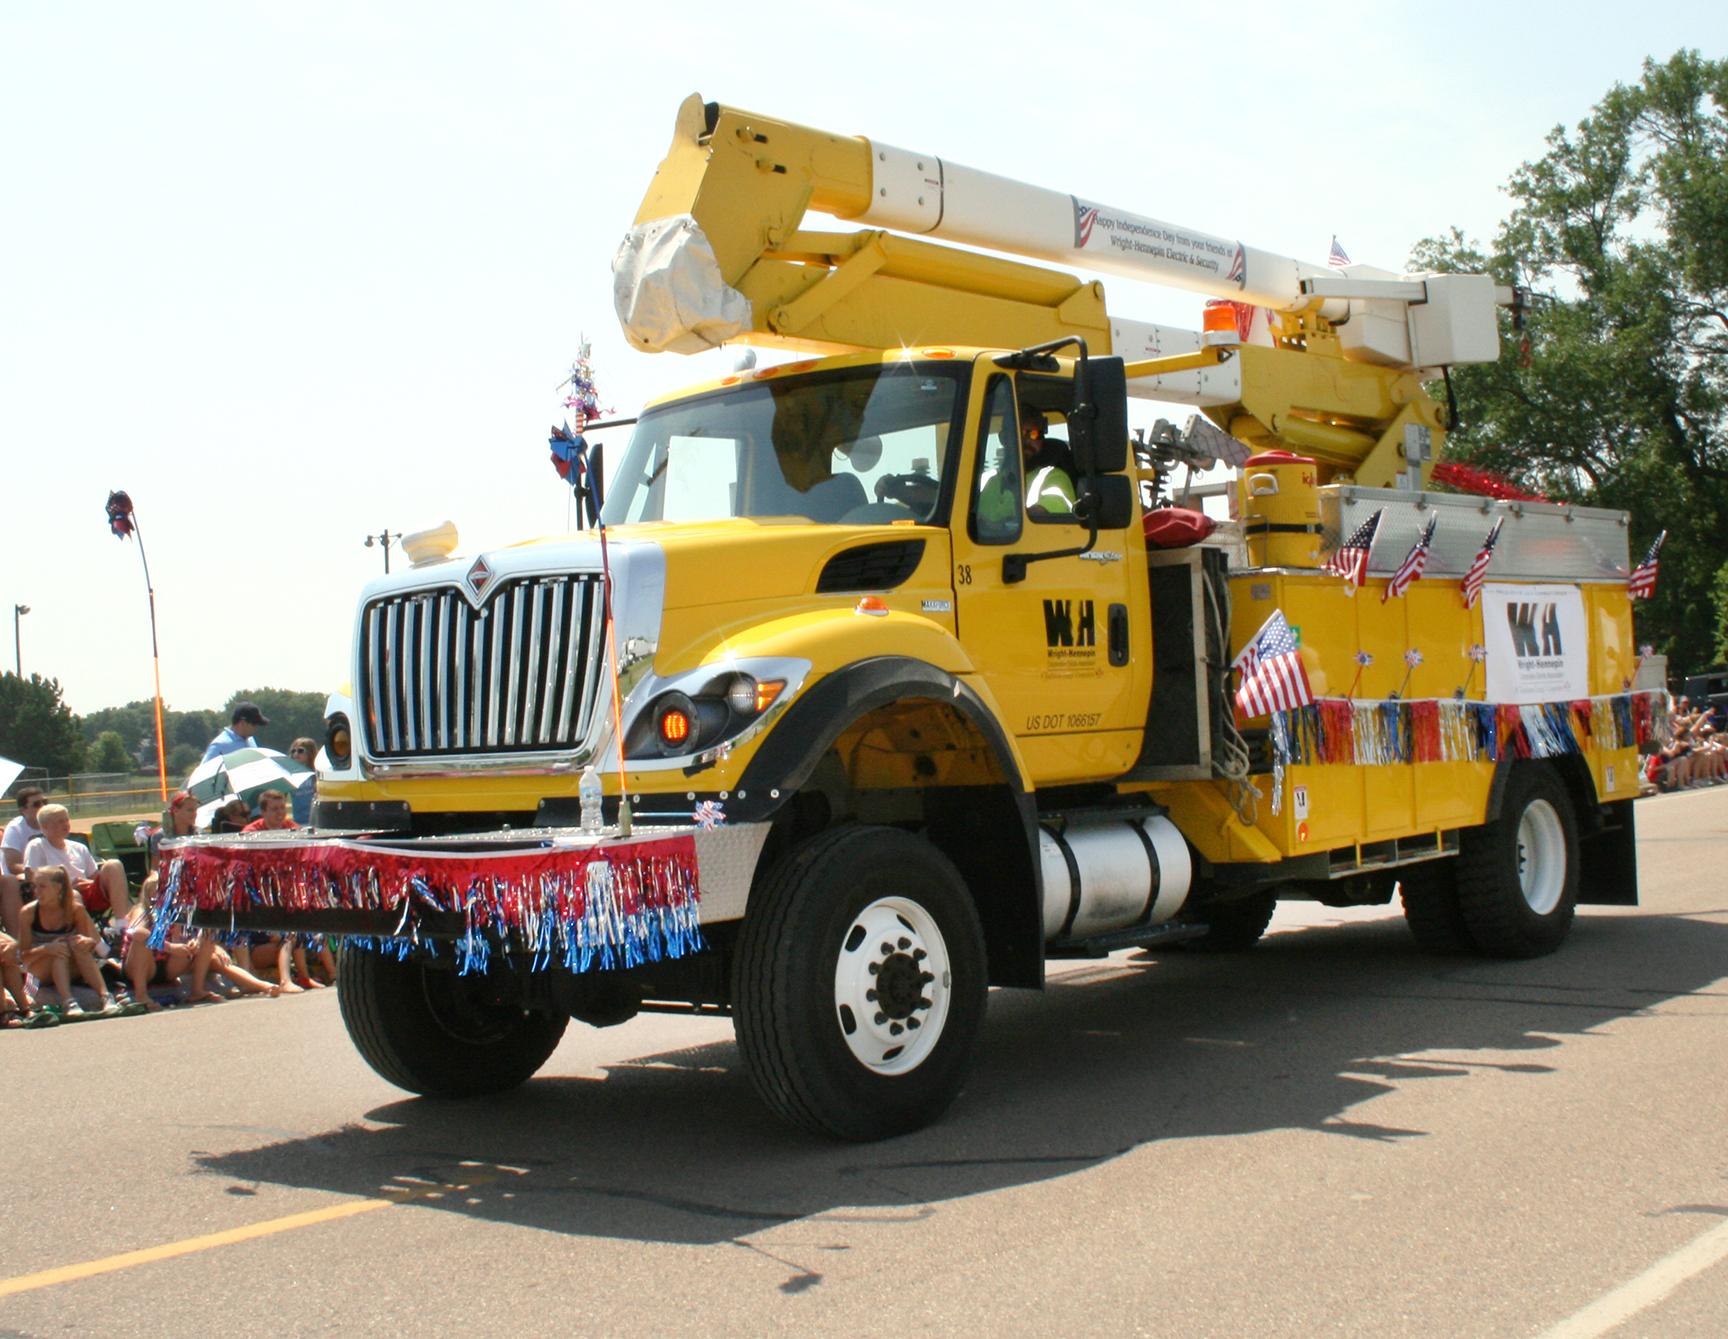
[198,907,1728,1251]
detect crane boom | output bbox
[614,94,1512,488]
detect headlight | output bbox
[625,675,787,760]
[725,675,757,715]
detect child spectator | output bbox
[241,789,298,833]
[121,874,280,1008]
[18,866,126,1018]
[235,788,305,991]
[148,791,200,873]
[24,803,135,922]
[212,798,251,833]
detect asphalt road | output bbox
[4,789,1726,1338]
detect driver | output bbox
[1021,409,1076,517]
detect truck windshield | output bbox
[601,361,967,527]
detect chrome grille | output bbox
[360,574,608,759]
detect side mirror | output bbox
[1069,357,1129,475]
[1078,474,1135,530]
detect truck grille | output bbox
[359,574,609,759]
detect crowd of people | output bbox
[1646,695,1728,792]
[0,749,333,1030]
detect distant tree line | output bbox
[0,674,329,783]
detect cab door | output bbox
[950,363,1144,783]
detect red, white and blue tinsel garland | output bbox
[152,833,702,975]
[1262,689,1666,815]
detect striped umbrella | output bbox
[184,747,312,826]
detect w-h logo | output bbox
[1044,599,1096,648]
[1072,198,1100,248]
[1506,601,1563,657]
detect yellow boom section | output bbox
[621,94,1451,488]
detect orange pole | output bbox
[128,504,171,803]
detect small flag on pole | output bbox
[1234,611,1314,718]
[1461,517,1505,609]
[1628,530,1666,600]
[1328,236,1352,268]
[1383,516,1439,602]
[1324,509,1383,593]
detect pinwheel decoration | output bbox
[105,490,136,539]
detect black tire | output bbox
[1399,860,1476,953]
[1455,763,1579,958]
[338,947,568,1097]
[1180,889,1277,952]
[733,825,988,1141]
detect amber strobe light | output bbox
[658,704,692,746]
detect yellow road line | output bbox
[0,1165,513,1300]
[0,1197,394,1299]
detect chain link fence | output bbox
[2,772,169,821]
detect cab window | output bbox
[970,376,1022,545]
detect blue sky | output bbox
[2,1,1720,718]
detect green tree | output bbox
[166,743,203,777]
[89,730,134,773]
[1414,50,1728,671]
[0,672,86,776]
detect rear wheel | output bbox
[338,948,568,1097]
[1399,860,1475,953]
[1455,764,1579,958]
[733,825,988,1141]
[1180,889,1277,952]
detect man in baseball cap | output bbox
[202,701,271,762]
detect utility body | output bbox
[159,97,1648,1139]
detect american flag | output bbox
[1460,516,1505,609]
[1234,610,1314,717]
[1383,515,1439,602]
[1324,509,1382,592]
[1328,236,1352,268]
[1628,530,1666,600]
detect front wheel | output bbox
[1455,764,1579,958]
[733,826,988,1141]
[338,948,568,1097]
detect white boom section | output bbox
[853,142,1507,373]
[858,144,1339,316]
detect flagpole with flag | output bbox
[1323,508,1383,595]
[1382,515,1438,602]
[1461,516,1505,609]
[104,491,170,804]
[1628,530,1666,601]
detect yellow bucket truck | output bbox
[159,97,1653,1139]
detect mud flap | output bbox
[1578,798,1638,906]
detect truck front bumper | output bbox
[155,823,769,973]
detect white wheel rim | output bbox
[833,896,952,1075]
[1516,799,1566,916]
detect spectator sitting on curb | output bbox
[212,797,251,833]
[203,701,269,763]
[1,785,49,936]
[18,866,132,1018]
[148,791,199,873]
[121,874,280,1009]
[288,737,319,825]
[24,803,134,923]
[1,925,56,1027]
[236,789,305,993]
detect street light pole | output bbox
[364,529,400,574]
[12,604,27,676]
